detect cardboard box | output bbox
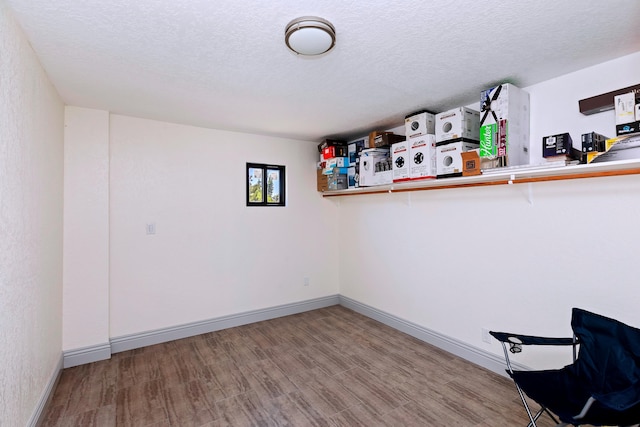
[479,83,531,168]
[348,166,356,188]
[348,137,369,166]
[408,134,437,180]
[324,157,349,169]
[405,111,435,139]
[374,133,405,148]
[461,149,481,176]
[435,107,480,143]
[322,166,348,176]
[358,148,392,187]
[581,132,607,153]
[391,141,411,182]
[542,133,572,158]
[436,138,480,178]
[590,135,640,164]
[316,169,329,192]
[317,138,346,153]
[328,169,348,191]
[616,121,640,137]
[322,145,347,160]
[614,92,636,125]
[369,131,393,148]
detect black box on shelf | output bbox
[581,132,608,153]
[318,138,346,153]
[543,133,572,157]
[616,121,640,137]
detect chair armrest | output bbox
[490,331,575,346]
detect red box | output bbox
[322,145,347,160]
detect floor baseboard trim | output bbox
[30,354,63,427]
[63,342,112,368]
[338,295,527,377]
[110,294,341,354]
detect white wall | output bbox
[108,115,339,337]
[339,51,640,369]
[0,2,64,426]
[63,107,110,351]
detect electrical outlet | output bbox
[303,277,310,286]
[146,222,156,235]
[482,328,491,344]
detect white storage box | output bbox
[479,83,531,168]
[391,141,411,182]
[409,135,437,180]
[358,148,392,187]
[436,139,480,178]
[405,111,435,139]
[436,107,480,143]
[615,92,636,125]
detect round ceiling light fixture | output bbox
[285,16,336,56]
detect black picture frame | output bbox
[246,163,286,207]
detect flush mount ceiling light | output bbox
[285,16,336,56]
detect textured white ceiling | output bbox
[5,0,640,141]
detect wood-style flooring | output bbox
[41,305,554,426]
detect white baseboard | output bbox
[62,293,523,380]
[30,354,63,427]
[63,342,112,368]
[338,295,526,377]
[110,294,341,354]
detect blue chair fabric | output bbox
[509,308,640,425]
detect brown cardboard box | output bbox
[461,149,481,176]
[317,169,329,192]
[369,131,393,148]
[374,133,406,148]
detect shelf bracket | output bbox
[528,182,534,205]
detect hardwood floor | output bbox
[42,305,555,426]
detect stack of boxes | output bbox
[357,130,405,187]
[400,111,437,181]
[479,83,530,169]
[315,81,640,193]
[317,139,348,191]
[347,137,370,188]
[435,107,480,178]
[317,82,537,192]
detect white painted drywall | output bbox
[63,107,110,351]
[0,3,64,426]
[339,51,640,370]
[108,115,339,337]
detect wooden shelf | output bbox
[321,158,640,197]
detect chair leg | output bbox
[514,382,560,427]
[515,382,538,427]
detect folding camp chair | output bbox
[491,308,640,427]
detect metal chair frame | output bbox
[491,331,581,427]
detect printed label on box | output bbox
[392,141,410,182]
[615,92,636,125]
[480,123,497,158]
[409,135,436,180]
